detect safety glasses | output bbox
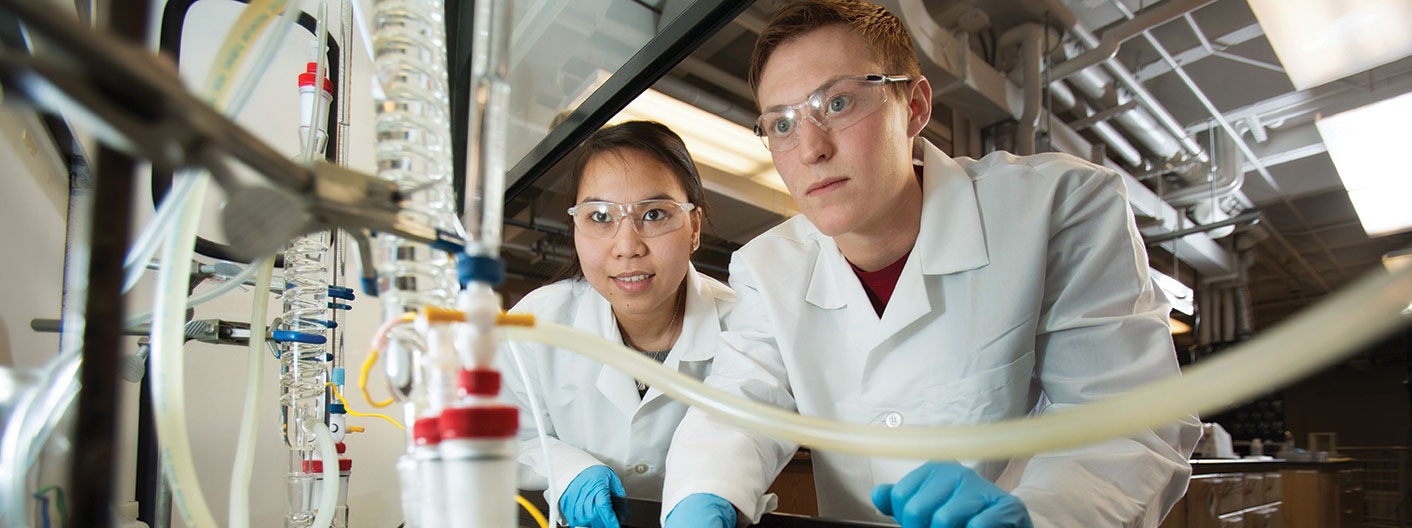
[753,74,912,152]
[567,199,696,240]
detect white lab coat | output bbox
[662,141,1202,528]
[497,265,736,503]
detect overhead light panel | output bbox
[612,89,786,193]
[1169,318,1192,335]
[1247,0,1412,90]
[1386,247,1412,275]
[1315,91,1412,237]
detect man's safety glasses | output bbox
[567,199,697,240]
[753,74,912,152]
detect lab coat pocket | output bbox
[923,350,1035,426]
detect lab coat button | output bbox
[633,463,649,474]
[884,412,903,428]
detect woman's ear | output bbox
[691,209,703,252]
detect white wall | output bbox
[2,1,405,525]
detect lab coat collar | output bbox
[916,139,990,276]
[802,140,990,311]
[579,266,721,417]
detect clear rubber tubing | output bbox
[501,264,1412,460]
[229,256,275,528]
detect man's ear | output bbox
[905,76,932,139]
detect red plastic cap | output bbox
[439,405,518,440]
[303,459,353,473]
[297,62,335,94]
[458,368,502,397]
[413,417,442,445]
[335,442,347,455]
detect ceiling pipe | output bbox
[1164,127,1245,207]
[1049,0,1217,82]
[1064,61,1184,161]
[1049,80,1145,166]
[1066,20,1209,163]
[1000,24,1050,155]
[1143,209,1261,245]
[1107,0,1338,293]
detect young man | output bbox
[659,1,1201,527]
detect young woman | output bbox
[497,121,735,528]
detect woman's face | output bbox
[574,148,701,317]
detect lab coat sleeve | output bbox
[1011,164,1202,528]
[661,257,799,525]
[495,341,605,506]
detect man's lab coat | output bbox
[498,265,736,502]
[662,141,1202,527]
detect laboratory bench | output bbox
[1161,458,1364,528]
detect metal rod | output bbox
[1110,0,1343,291]
[1066,100,1139,131]
[1049,0,1217,81]
[1144,209,1261,245]
[69,146,137,528]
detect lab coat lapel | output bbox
[574,285,642,420]
[871,142,990,347]
[641,267,719,409]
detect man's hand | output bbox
[871,462,1033,528]
[560,466,627,528]
[663,493,737,528]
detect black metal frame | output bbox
[155,0,341,265]
[447,0,754,210]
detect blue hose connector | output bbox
[458,254,505,287]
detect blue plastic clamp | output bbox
[271,330,327,345]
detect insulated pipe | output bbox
[1066,22,1208,163]
[1222,287,1237,343]
[1049,81,1145,167]
[1049,0,1217,82]
[1197,283,1213,347]
[1206,284,1222,345]
[1066,64,1183,161]
[1165,128,1245,207]
[1001,24,1047,155]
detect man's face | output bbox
[756,25,924,238]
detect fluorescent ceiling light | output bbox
[1385,247,1412,275]
[1169,318,1192,335]
[1247,0,1412,90]
[612,89,787,193]
[1315,91,1412,237]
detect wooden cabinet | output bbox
[1280,467,1362,528]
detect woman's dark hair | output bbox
[550,120,711,281]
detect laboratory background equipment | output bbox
[1,0,1410,527]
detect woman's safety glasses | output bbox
[567,199,696,240]
[753,74,912,152]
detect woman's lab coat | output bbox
[498,265,735,502]
[662,142,1202,527]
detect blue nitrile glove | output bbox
[663,493,737,528]
[871,462,1033,528]
[560,466,627,528]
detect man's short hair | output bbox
[747,0,922,104]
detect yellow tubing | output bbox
[327,383,404,430]
[500,264,1412,460]
[517,495,549,528]
[359,348,393,408]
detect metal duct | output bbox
[1065,21,1208,163]
[1001,24,1049,155]
[1048,0,1217,81]
[1221,287,1236,343]
[1165,127,1245,206]
[1064,58,1183,161]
